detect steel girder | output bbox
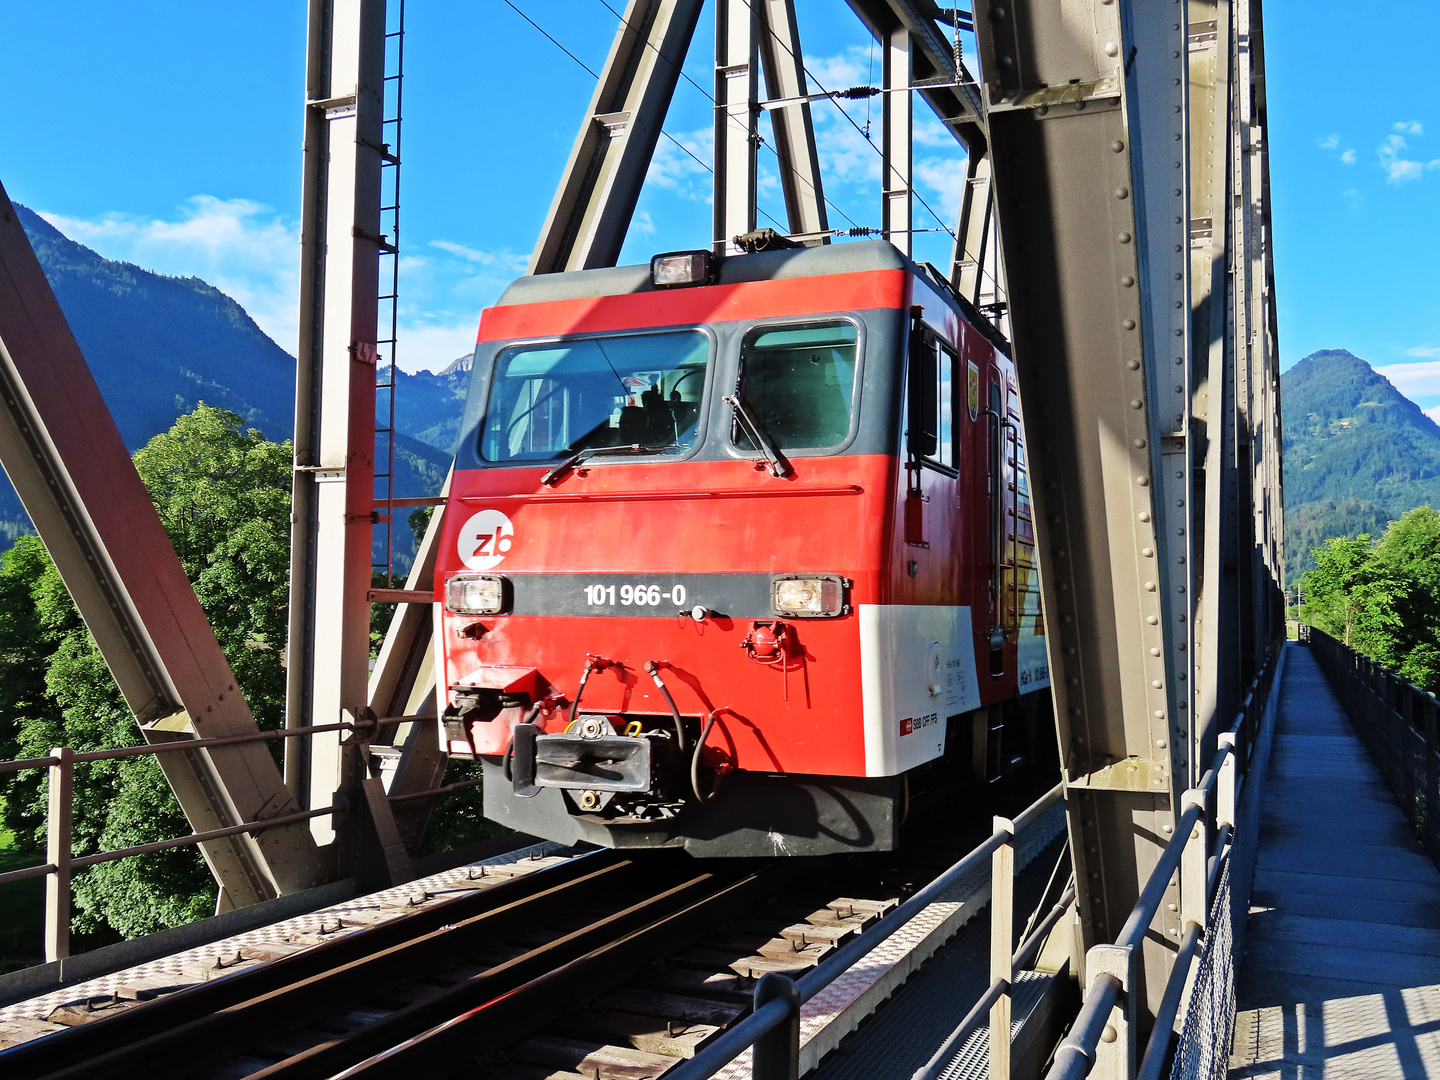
[756,0,829,240]
[287,0,389,860]
[529,0,706,274]
[973,0,1281,1050]
[714,0,761,254]
[880,21,914,256]
[0,185,323,918]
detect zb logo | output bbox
[458,509,514,571]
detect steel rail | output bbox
[0,850,617,1077]
[298,865,789,1079]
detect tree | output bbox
[1302,507,1440,691]
[0,406,293,937]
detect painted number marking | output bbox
[584,583,688,608]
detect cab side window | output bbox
[906,326,956,471]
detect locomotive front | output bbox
[435,242,1018,857]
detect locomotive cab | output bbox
[436,240,1050,857]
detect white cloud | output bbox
[915,157,965,210]
[1318,134,1340,150]
[1395,121,1424,135]
[1342,188,1363,208]
[1405,345,1440,358]
[1426,406,1440,426]
[395,319,480,374]
[40,197,301,353]
[646,126,713,200]
[1375,360,1440,396]
[1340,149,1357,164]
[1377,131,1440,183]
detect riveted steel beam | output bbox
[714,0,760,254]
[529,0,705,273]
[288,0,388,859]
[756,0,829,240]
[845,0,987,151]
[0,185,323,915]
[881,22,913,255]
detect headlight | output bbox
[771,574,849,618]
[445,574,508,615]
[651,249,713,288]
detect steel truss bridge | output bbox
[0,0,1363,1077]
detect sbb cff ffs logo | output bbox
[899,713,939,737]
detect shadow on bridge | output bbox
[1230,643,1440,1077]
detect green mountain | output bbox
[6,204,455,570]
[1281,348,1440,581]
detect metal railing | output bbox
[0,717,453,963]
[1306,625,1440,870]
[1048,644,1285,1080]
[663,782,1067,1080]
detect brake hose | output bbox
[643,660,688,753]
[691,711,723,803]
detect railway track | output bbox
[1,776,1062,1080]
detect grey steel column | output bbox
[880,23,913,256]
[1188,0,1236,776]
[756,0,828,240]
[288,0,387,851]
[952,151,993,305]
[0,184,323,907]
[973,0,1220,1028]
[528,0,704,274]
[714,0,758,255]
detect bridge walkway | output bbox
[1229,644,1440,1077]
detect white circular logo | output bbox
[457,509,515,570]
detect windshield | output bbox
[480,330,711,462]
[733,320,859,452]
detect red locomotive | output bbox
[435,240,1050,856]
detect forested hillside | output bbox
[6,205,457,568]
[1281,349,1440,580]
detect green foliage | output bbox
[0,406,293,938]
[1302,506,1440,691]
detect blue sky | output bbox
[1,2,1436,410]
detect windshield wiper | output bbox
[724,395,792,478]
[541,442,680,487]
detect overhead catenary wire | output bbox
[592,0,863,233]
[502,0,793,236]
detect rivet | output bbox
[1151,647,1161,656]
[1115,187,1130,199]
[1137,476,1149,486]
[1118,232,1132,244]
[1122,318,1137,330]
[1175,328,1184,337]
[1157,738,1168,748]
[999,55,1014,68]
[1102,1025,1117,1043]
[1147,615,1159,625]
[1111,139,1125,152]
[1104,41,1120,56]
[1131,399,1144,410]
[1161,824,1173,833]
[1142,547,1154,557]
[1121,275,1136,287]
[1152,679,1163,688]
[1127,359,1141,370]
[1134,438,1147,449]
[1154,710,1165,718]
[1145,581,1157,591]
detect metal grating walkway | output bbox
[1229,645,1440,1077]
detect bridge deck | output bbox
[1230,644,1440,1077]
